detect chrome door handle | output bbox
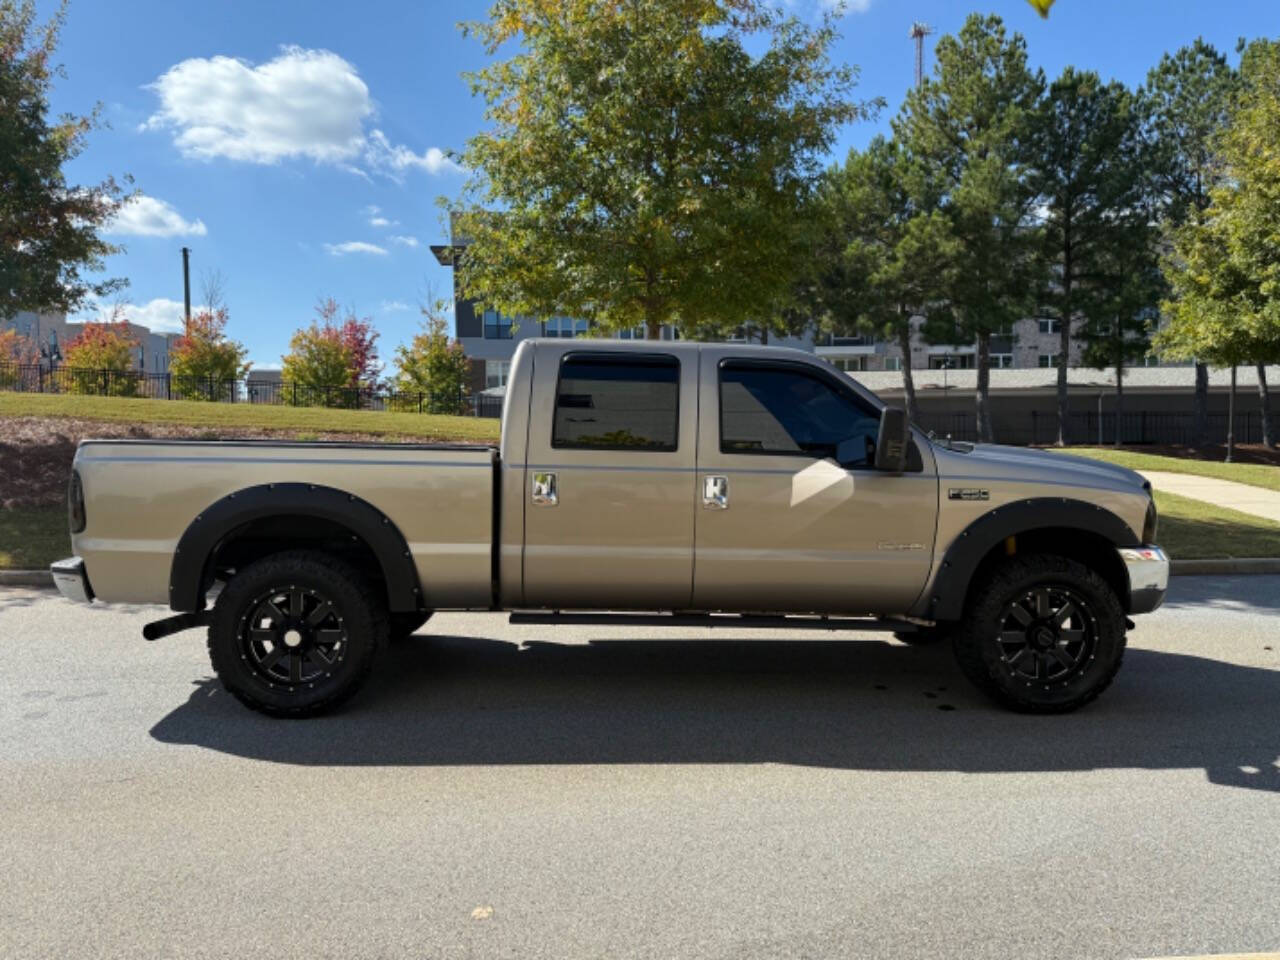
[702,475,728,510]
[532,471,558,506]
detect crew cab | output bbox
[52,339,1168,716]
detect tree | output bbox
[392,297,471,415]
[281,300,381,406]
[893,13,1044,442]
[813,136,959,423]
[168,308,250,400]
[1,0,129,318]
[62,317,139,396]
[453,0,875,340]
[1029,68,1158,444]
[1158,39,1280,453]
[1140,40,1239,449]
[0,325,36,387]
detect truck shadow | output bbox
[149,634,1280,792]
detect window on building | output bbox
[1037,318,1062,335]
[1038,354,1062,368]
[992,353,1014,369]
[552,353,679,450]
[883,356,902,371]
[828,356,869,373]
[617,326,644,340]
[545,316,589,338]
[719,362,881,467]
[992,322,1014,337]
[929,354,974,370]
[483,309,513,339]
[1141,354,1160,367]
[485,360,512,390]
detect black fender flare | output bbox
[915,497,1140,622]
[169,483,421,613]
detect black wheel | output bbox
[389,611,431,642]
[953,554,1126,713]
[894,623,952,645]
[207,550,388,717]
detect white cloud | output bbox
[323,241,388,257]
[82,298,188,334]
[388,235,420,248]
[380,300,412,313]
[369,216,393,227]
[143,46,459,178]
[107,196,207,237]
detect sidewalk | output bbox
[1140,470,1280,524]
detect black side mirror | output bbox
[874,406,909,473]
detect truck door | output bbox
[692,348,938,615]
[521,344,698,610]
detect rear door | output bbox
[521,344,698,609]
[692,348,938,615]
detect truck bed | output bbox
[72,439,498,609]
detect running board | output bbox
[508,612,918,632]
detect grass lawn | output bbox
[1063,447,1280,494]
[0,392,501,443]
[0,507,68,570]
[1153,490,1280,559]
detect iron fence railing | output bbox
[0,363,504,419]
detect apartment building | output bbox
[3,310,180,373]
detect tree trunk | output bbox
[646,319,661,340]
[1226,365,1236,462]
[759,327,769,345]
[1193,361,1210,449]
[976,331,993,443]
[1259,363,1275,449]
[1056,316,1070,446]
[1113,357,1124,448]
[898,323,919,424]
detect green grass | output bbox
[1063,447,1280,493]
[0,392,501,443]
[1153,489,1280,559]
[0,507,68,570]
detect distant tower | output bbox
[909,21,935,88]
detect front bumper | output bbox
[50,557,94,604]
[1119,545,1168,615]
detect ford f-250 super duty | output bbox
[51,339,1168,717]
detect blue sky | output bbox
[39,0,1274,370]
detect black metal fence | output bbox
[0,363,504,418]
[915,409,1268,446]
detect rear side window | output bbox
[719,361,881,465]
[553,353,680,451]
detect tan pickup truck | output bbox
[52,339,1168,717]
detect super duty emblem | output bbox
[948,488,990,501]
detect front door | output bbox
[692,349,938,615]
[521,345,699,610]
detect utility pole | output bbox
[909,21,935,88]
[181,247,192,322]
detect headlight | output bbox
[1142,496,1158,544]
[68,470,86,534]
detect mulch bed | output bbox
[0,416,445,510]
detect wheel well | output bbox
[963,527,1131,615]
[208,515,388,602]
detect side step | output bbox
[508,611,920,632]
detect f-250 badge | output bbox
[948,488,990,501]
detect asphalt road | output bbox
[2,577,1279,960]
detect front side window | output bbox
[719,362,881,467]
[552,354,679,451]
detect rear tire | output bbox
[952,554,1126,714]
[207,550,388,717]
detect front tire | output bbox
[952,555,1126,713]
[207,550,388,717]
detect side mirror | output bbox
[874,406,909,473]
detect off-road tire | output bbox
[953,554,1126,714]
[207,550,388,717]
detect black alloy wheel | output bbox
[993,585,1097,687]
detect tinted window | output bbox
[719,362,881,466]
[553,354,679,451]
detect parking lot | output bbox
[2,576,1278,959]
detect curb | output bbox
[0,570,55,588]
[1170,558,1280,576]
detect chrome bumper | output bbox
[1119,545,1168,615]
[50,557,94,604]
